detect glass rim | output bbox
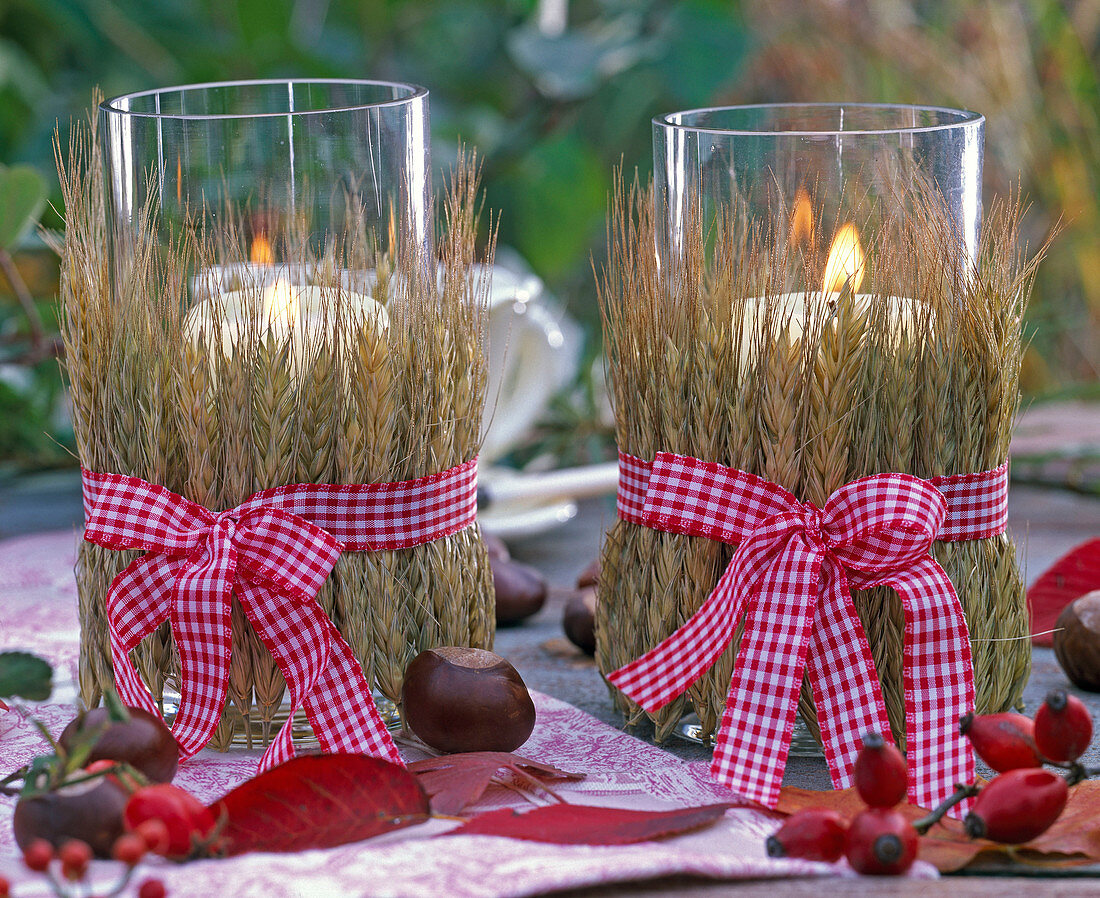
[100,78,429,121]
[653,102,984,137]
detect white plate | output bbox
[478,496,579,539]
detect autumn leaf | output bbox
[443,802,734,844]
[777,781,1100,873]
[209,754,430,856]
[1026,537,1100,646]
[408,751,584,815]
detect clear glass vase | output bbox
[78,80,497,751]
[598,102,1028,756]
[101,78,431,269]
[652,103,984,275]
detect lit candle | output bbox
[741,219,929,366]
[184,278,388,368]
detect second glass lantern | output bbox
[598,103,1027,764]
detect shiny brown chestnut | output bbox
[483,532,510,562]
[491,556,547,625]
[563,587,597,655]
[401,647,536,753]
[576,558,600,589]
[59,706,179,784]
[1054,591,1100,692]
[13,776,129,857]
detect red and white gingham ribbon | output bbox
[610,451,1009,812]
[81,458,479,771]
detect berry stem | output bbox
[912,782,981,835]
[102,863,138,898]
[1041,758,1094,786]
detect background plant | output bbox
[1,0,1097,468]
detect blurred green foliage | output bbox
[0,0,748,317]
[1,0,1099,469]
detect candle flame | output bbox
[822,222,865,294]
[264,279,298,330]
[788,187,815,249]
[251,233,275,265]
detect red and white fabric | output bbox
[81,458,479,772]
[610,451,1008,812]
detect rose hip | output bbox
[853,732,907,807]
[1034,690,1093,764]
[964,768,1068,844]
[59,838,92,881]
[111,832,147,866]
[844,808,919,876]
[133,818,171,855]
[138,879,168,898]
[959,711,1041,772]
[124,784,216,859]
[22,838,53,872]
[765,808,847,862]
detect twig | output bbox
[912,782,981,834]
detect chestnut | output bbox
[59,706,179,783]
[483,533,510,562]
[491,556,547,625]
[401,647,536,753]
[1054,591,1100,692]
[563,587,597,655]
[13,776,129,857]
[576,558,600,589]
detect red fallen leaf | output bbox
[777,781,1100,873]
[408,751,584,815]
[1027,537,1100,646]
[443,802,734,844]
[208,753,430,856]
[0,699,8,711]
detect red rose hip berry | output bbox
[124,784,215,859]
[853,731,907,807]
[958,711,1042,772]
[111,832,147,866]
[59,839,92,881]
[1034,689,1093,764]
[766,808,848,862]
[138,879,167,898]
[845,808,919,876]
[22,838,53,872]
[964,768,1069,844]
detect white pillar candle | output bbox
[184,279,388,369]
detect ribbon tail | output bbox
[237,581,402,770]
[105,553,182,718]
[805,561,893,790]
[236,580,324,770]
[711,540,822,808]
[888,554,976,815]
[169,526,235,758]
[607,560,746,711]
[302,623,402,766]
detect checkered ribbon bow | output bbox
[82,458,479,771]
[611,451,1009,812]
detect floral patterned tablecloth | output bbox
[0,531,935,896]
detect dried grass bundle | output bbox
[597,175,1040,745]
[57,109,495,749]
